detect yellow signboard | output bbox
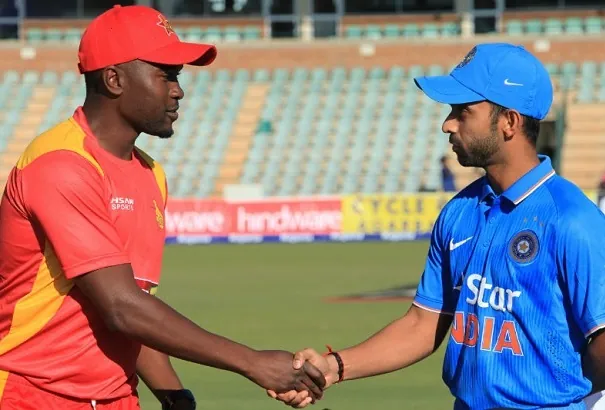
[584,189,597,203]
[342,193,455,235]
[342,189,602,236]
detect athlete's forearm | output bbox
[136,345,183,402]
[114,292,258,379]
[335,305,451,381]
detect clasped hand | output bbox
[246,349,326,405]
[266,348,339,408]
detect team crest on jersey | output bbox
[457,47,477,69]
[153,200,164,230]
[509,230,539,264]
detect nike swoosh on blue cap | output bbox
[414,43,554,120]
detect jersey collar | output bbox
[480,155,556,206]
[71,106,138,167]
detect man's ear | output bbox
[502,109,522,141]
[101,65,125,97]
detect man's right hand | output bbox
[246,350,326,401]
[267,348,339,408]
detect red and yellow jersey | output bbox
[0,107,167,400]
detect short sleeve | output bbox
[557,209,605,338]
[164,178,169,209]
[22,151,130,279]
[413,208,455,315]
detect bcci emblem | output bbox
[456,47,477,69]
[509,230,539,264]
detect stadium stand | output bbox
[342,22,460,38]
[21,14,605,44]
[503,16,605,35]
[340,16,605,39]
[21,17,266,45]
[1,13,605,198]
[23,25,263,44]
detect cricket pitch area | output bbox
[139,241,453,409]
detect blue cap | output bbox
[414,43,553,120]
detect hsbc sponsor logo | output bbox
[111,197,135,211]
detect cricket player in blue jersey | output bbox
[268,43,605,409]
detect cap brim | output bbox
[414,75,484,104]
[139,41,217,67]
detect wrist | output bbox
[160,389,196,410]
[239,348,262,381]
[323,345,345,384]
[325,354,340,385]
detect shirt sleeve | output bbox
[413,207,455,315]
[22,151,130,279]
[164,178,169,209]
[557,208,605,338]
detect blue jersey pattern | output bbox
[414,156,605,410]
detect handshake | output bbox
[250,347,340,409]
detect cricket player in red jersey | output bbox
[0,5,325,410]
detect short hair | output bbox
[490,102,540,146]
[84,70,104,92]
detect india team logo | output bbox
[456,46,477,69]
[509,230,539,264]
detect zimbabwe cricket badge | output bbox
[153,200,164,230]
[509,230,539,264]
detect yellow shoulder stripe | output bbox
[135,147,167,206]
[16,118,103,177]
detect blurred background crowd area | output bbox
[0,0,604,210]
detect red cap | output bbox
[78,5,217,74]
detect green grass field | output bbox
[138,241,453,409]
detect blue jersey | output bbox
[414,156,605,410]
